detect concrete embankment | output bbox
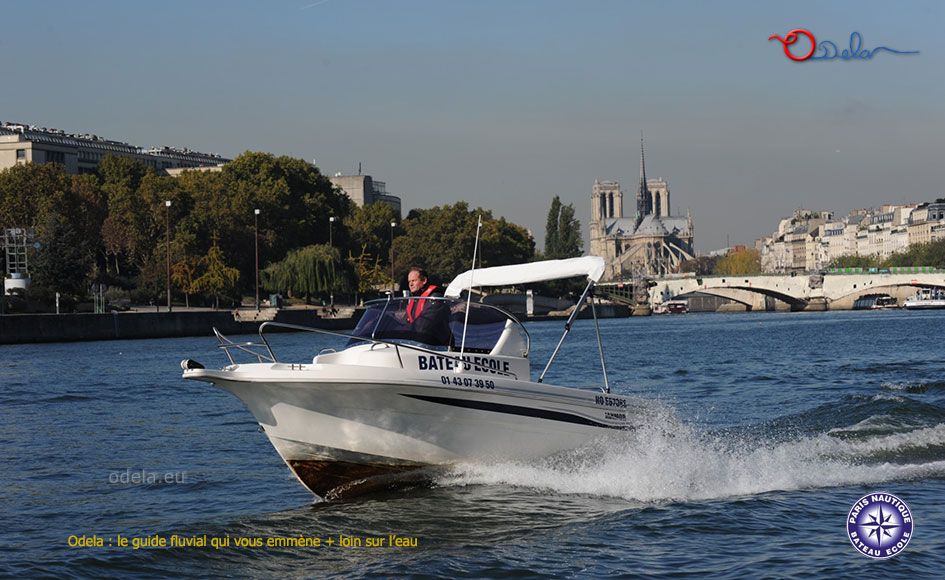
[0,308,363,345]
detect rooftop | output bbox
[0,121,227,161]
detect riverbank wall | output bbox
[0,308,363,345]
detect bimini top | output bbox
[444,256,606,298]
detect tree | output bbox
[826,239,945,271]
[67,173,108,281]
[0,162,72,230]
[28,213,95,302]
[189,152,356,297]
[262,244,351,302]
[543,195,582,259]
[99,154,153,276]
[171,256,199,308]
[394,202,535,286]
[192,241,240,309]
[0,164,105,303]
[828,254,879,270]
[347,202,400,268]
[348,245,391,304]
[713,248,762,275]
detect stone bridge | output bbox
[645,271,945,311]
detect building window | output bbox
[16,149,26,160]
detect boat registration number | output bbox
[440,375,496,390]
[595,395,627,408]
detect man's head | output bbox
[407,268,428,294]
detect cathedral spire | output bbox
[636,132,653,225]
[640,132,647,186]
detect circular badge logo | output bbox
[847,493,913,559]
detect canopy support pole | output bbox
[538,279,594,383]
[458,215,483,364]
[589,289,610,393]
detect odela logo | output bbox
[768,30,918,61]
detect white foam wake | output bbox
[439,417,945,503]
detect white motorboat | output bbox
[902,287,945,310]
[870,296,899,309]
[182,257,649,500]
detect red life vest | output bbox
[407,285,439,322]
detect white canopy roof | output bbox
[444,256,605,297]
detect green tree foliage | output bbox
[886,240,945,268]
[0,164,106,285]
[543,195,582,259]
[99,154,153,275]
[0,162,72,229]
[222,152,353,262]
[28,213,95,302]
[67,173,108,275]
[262,244,351,301]
[828,239,945,270]
[152,152,357,302]
[0,152,547,308]
[394,202,535,286]
[827,254,880,269]
[346,202,400,268]
[713,248,762,275]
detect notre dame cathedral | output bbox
[589,139,694,279]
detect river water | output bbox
[2,310,944,579]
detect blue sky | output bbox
[2,1,941,252]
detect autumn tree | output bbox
[349,245,392,303]
[171,256,200,308]
[713,248,762,275]
[192,241,240,309]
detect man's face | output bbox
[407,270,426,294]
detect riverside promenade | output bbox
[0,306,364,345]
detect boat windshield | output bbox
[346,297,523,354]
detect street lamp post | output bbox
[390,221,397,294]
[329,216,335,307]
[165,200,172,312]
[254,209,261,311]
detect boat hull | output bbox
[903,300,945,310]
[186,362,637,499]
[284,457,435,500]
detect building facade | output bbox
[589,139,694,279]
[0,121,229,175]
[758,202,944,273]
[328,174,402,215]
